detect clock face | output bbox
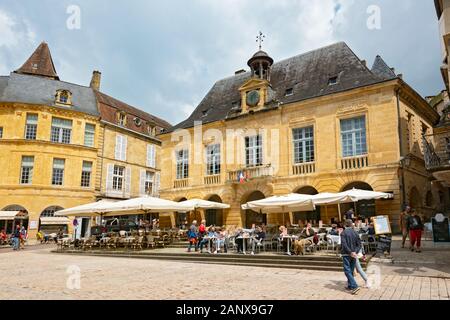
[246,90,260,107]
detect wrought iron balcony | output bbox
[227,165,274,183]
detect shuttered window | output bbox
[115,134,127,161]
[147,144,156,168]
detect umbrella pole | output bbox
[338,204,342,222]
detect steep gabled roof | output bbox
[95,91,172,130]
[169,42,398,132]
[15,42,59,80]
[371,55,397,81]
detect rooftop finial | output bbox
[256,31,265,51]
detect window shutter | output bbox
[152,146,157,168]
[106,164,114,195]
[154,172,161,197]
[125,167,131,197]
[146,145,156,168]
[122,136,128,161]
[115,135,122,160]
[139,169,146,196]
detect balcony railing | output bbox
[292,162,316,175]
[340,155,369,170]
[204,175,221,185]
[424,137,450,171]
[227,165,274,183]
[173,179,189,189]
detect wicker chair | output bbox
[132,236,144,250]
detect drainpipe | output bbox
[396,88,407,209]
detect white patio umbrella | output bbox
[179,199,230,210]
[100,196,192,216]
[340,188,394,201]
[55,200,117,217]
[242,194,315,214]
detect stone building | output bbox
[159,42,440,231]
[0,42,170,240]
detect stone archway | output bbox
[204,195,224,227]
[242,191,266,228]
[174,197,190,227]
[341,181,375,220]
[1,205,29,234]
[293,186,320,225]
[409,187,422,211]
[39,206,66,234]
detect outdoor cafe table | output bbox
[281,235,298,255]
[202,236,218,253]
[236,235,253,254]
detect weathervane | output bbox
[256,31,265,50]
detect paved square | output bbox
[1,240,449,300]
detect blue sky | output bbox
[0,0,443,125]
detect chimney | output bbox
[361,60,366,67]
[90,70,101,91]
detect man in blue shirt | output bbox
[341,219,362,295]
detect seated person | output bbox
[250,226,266,255]
[329,224,339,236]
[367,223,376,237]
[214,228,227,254]
[300,223,315,239]
[0,229,7,244]
[199,227,216,253]
[279,226,291,255]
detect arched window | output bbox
[40,206,64,217]
[425,191,434,207]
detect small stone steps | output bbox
[54,249,369,272]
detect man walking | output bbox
[341,219,362,295]
[400,205,411,248]
[12,224,21,251]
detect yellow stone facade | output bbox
[0,103,99,239]
[159,79,440,232]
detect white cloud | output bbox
[0,9,36,74]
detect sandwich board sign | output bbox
[432,214,450,243]
[373,215,392,235]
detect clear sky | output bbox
[0,0,443,126]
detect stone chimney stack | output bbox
[90,70,101,91]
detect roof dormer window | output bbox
[285,88,294,96]
[117,112,127,127]
[328,76,339,86]
[55,90,72,106]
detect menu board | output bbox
[373,215,392,235]
[432,217,450,243]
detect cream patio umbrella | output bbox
[242,194,315,213]
[179,199,231,210]
[99,196,193,216]
[55,200,117,217]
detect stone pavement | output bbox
[0,238,449,300]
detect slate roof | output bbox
[15,42,59,80]
[0,73,99,116]
[371,55,397,80]
[169,42,398,132]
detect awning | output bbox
[242,194,315,213]
[40,217,71,225]
[0,211,28,221]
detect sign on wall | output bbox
[29,220,38,230]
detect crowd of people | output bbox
[0,224,28,250]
